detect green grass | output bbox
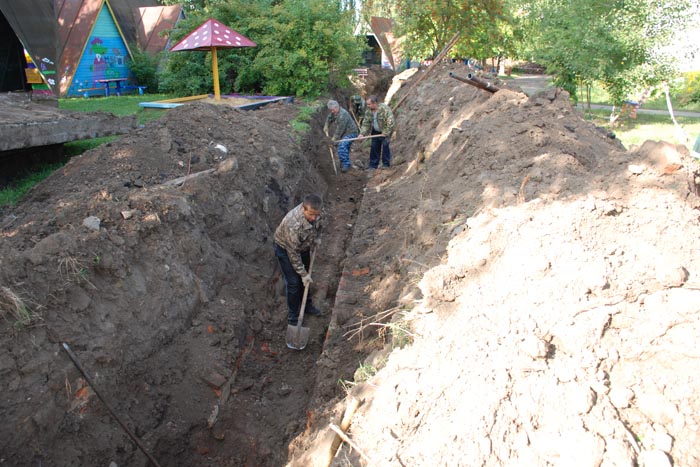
[585,110,700,148]
[63,136,118,157]
[0,163,63,207]
[59,93,174,124]
[583,81,700,112]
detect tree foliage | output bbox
[128,47,161,93]
[364,0,506,61]
[245,0,364,96]
[516,0,693,105]
[158,0,364,97]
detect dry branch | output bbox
[318,397,361,467]
[518,174,531,204]
[392,32,462,112]
[329,423,372,463]
[344,306,402,340]
[163,168,216,187]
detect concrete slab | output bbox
[0,93,137,152]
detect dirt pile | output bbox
[289,63,700,467]
[0,100,353,466]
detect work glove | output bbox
[302,274,313,287]
[323,124,329,137]
[314,238,322,247]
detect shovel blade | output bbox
[286,324,310,350]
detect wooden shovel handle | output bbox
[296,247,317,330]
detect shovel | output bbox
[331,134,384,144]
[328,146,338,175]
[286,248,317,350]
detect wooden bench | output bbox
[77,87,106,98]
[122,85,147,95]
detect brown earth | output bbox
[2,62,700,467]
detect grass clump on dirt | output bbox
[290,102,318,140]
[0,286,36,329]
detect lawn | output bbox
[580,79,700,113]
[585,110,700,149]
[59,93,173,124]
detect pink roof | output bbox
[170,18,256,51]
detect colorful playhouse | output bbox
[0,0,183,98]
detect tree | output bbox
[517,0,693,108]
[365,0,506,61]
[158,0,365,97]
[246,0,365,96]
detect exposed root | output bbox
[344,307,416,348]
[518,174,531,204]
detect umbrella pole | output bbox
[212,46,220,100]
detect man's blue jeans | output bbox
[274,243,312,324]
[337,133,357,170]
[369,133,391,168]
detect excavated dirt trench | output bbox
[4,62,700,467]
[0,95,375,467]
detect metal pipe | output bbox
[449,72,496,93]
[61,342,163,467]
[466,73,500,92]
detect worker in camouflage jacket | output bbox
[273,194,324,326]
[359,95,395,170]
[324,100,358,173]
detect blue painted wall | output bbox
[67,3,129,97]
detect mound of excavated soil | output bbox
[289,63,700,467]
[3,60,700,467]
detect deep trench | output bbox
[0,101,373,467]
[141,128,367,467]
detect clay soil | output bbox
[2,62,700,467]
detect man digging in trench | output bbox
[324,99,358,173]
[274,194,324,326]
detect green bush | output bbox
[681,72,700,105]
[157,0,364,98]
[129,47,161,93]
[158,50,213,97]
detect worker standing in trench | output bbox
[324,100,358,173]
[273,194,325,326]
[358,95,395,172]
